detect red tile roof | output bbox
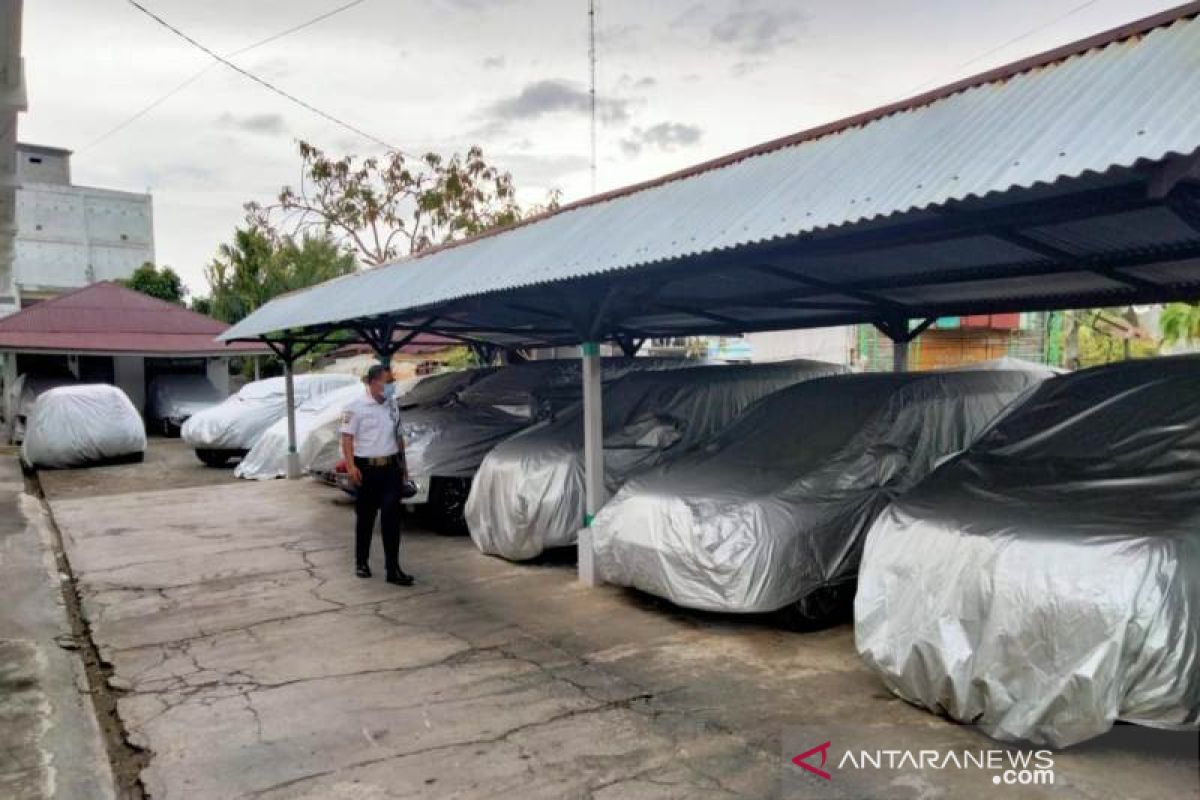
[0,282,269,355]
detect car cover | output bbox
[402,358,691,500]
[466,360,847,561]
[6,373,76,442]
[22,384,146,468]
[237,369,492,481]
[398,367,496,410]
[592,368,1048,617]
[146,374,223,424]
[855,355,1200,747]
[181,373,358,451]
[234,382,369,480]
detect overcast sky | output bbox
[19,0,1181,296]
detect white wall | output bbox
[14,182,154,295]
[746,326,855,365]
[15,144,69,184]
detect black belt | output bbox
[354,455,400,467]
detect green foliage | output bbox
[1064,308,1160,369]
[1160,302,1200,346]
[439,346,478,370]
[204,227,356,325]
[247,141,560,266]
[189,295,213,316]
[119,262,186,304]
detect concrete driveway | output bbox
[33,440,1200,799]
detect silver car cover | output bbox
[404,358,689,498]
[181,373,358,451]
[22,384,146,468]
[466,360,846,561]
[234,382,369,480]
[592,368,1047,617]
[855,355,1200,747]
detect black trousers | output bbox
[354,458,403,573]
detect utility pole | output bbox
[588,0,597,194]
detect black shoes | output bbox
[386,570,414,587]
[356,563,413,585]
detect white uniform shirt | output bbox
[340,390,401,458]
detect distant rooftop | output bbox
[0,281,269,356]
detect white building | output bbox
[0,0,26,317]
[4,142,154,311]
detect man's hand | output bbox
[348,464,363,486]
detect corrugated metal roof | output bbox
[0,282,269,354]
[222,4,1200,343]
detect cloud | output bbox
[481,55,506,69]
[619,122,703,157]
[216,112,286,135]
[499,152,590,187]
[617,73,657,91]
[485,79,632,125]
[711,3,807,54]
[730,60,765,78]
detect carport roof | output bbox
[0,282,270,356]
[221,2,1200,348]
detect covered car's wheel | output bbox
[427,477,471,536]
[195,448,236,467]
[780,583,856,630]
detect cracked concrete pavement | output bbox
[0,456,114,800]
[31,440,1200,799]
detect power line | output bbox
[588,0,597,195]
[84,0,374,153]
[121,0,399,152]
[905,0,1103,96]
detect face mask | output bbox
[383,383,396,400]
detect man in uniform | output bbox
[340,364,414,586]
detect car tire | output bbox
[196,448,233,467]
[780,583,855,631]
[427,477,471,536]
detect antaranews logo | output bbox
[791,740,832,781]
[783,730,1056,799]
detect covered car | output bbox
[281,369,492,487]
[467,360,846,561]
[146,373,224,435]
[398,367,497,410]
[234,381,369,480]
[592,367,1048,621]
[22,384,146,468]
[405,358,689,533]
[181,373,358,466]
[855,355,1200,747]
[6,373,76,443]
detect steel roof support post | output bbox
[893,338,909,373]
[578,340,603,587]
[874,316,935,373]
[280,342,301,479]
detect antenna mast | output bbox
[588,0,597,194]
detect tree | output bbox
[119,262,186,304]
[1160,302,1200,347]
[189,295,213,316]
[204,227,356,325]
[247,141,559,266]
